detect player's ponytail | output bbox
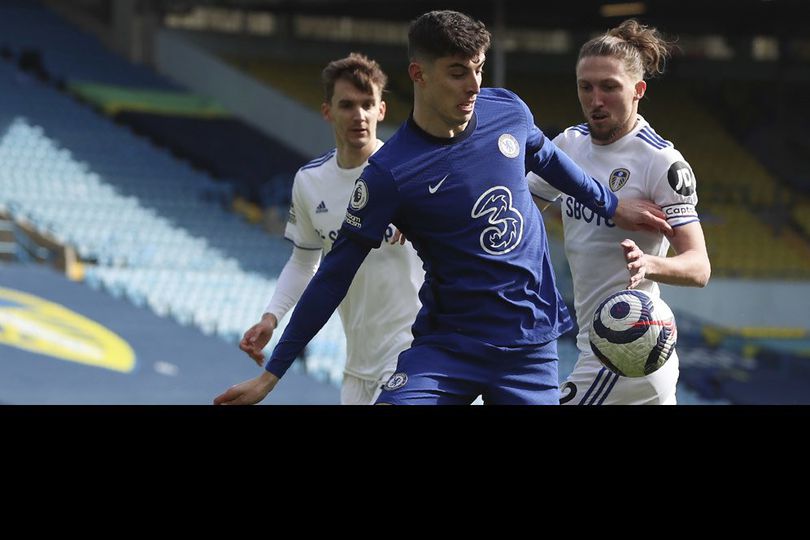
[579,19,675,79]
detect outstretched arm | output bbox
[266,233,371,378]
[527,140,672,236]
[214,234,371,405]
[519,92,672,237]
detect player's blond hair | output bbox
[579,19,675,79]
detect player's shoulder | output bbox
[367,126,414,173]
[297,148,336,176]
[550,123,592,153]
[558,123,593,142]
[293,148,337,189]
[477,87,526,114]
[479,87,521,103]
[630,120,681,158]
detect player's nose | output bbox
[467,73,481,94]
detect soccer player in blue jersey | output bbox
[214,10,672,405]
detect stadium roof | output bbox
[160,0,809,37]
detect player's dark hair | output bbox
[408,10,491,61]
[578,19,674,79]
[322,52,388,103]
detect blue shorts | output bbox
[375,335,559,405]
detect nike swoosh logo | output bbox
[428,174,449,194]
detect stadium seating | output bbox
[114,111,305,207]
[0,58,348,386]
[225,55,414,128]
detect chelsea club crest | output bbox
[609,168,630,192]
[498,134,520,158]
[383,372,408,391]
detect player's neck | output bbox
[335,141,376,169]
[412,105,468,138]
[592,115,640,146]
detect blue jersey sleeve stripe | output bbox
[640,127,672,147]
[306,149,334,166]
[642,126,672,146]
[671,218,701,227]
[637,130,668,149]
[661,202,693,209]
[636,131,668,149]
[300,149,336,171]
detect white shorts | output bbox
[560,350,679,405]
[341,370,396,405]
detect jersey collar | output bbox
[406,110,478,146]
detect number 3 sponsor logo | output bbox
[471,186,524,255]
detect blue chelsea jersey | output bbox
[340,88,574,347]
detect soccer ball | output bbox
[589,289,677,378]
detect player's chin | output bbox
[348,134,370,147]
[458,106,474,120]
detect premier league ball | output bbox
[589,289,677,378]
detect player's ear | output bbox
[321,101,332,122]
[377,99,387,122]
[409,61,425,85]
[634,80,647,101]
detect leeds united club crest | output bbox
[609,168,630,192]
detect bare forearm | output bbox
[645,249,711,287]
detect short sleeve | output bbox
[650,155,700,228]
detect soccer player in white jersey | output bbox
[528,20,711,405]
[238,53,424,405]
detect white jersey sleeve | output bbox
[264,246,322,321]
[648,152,700,229]
[284,171,323,250]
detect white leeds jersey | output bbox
[528,116,699,356]
[285,142,424,381]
